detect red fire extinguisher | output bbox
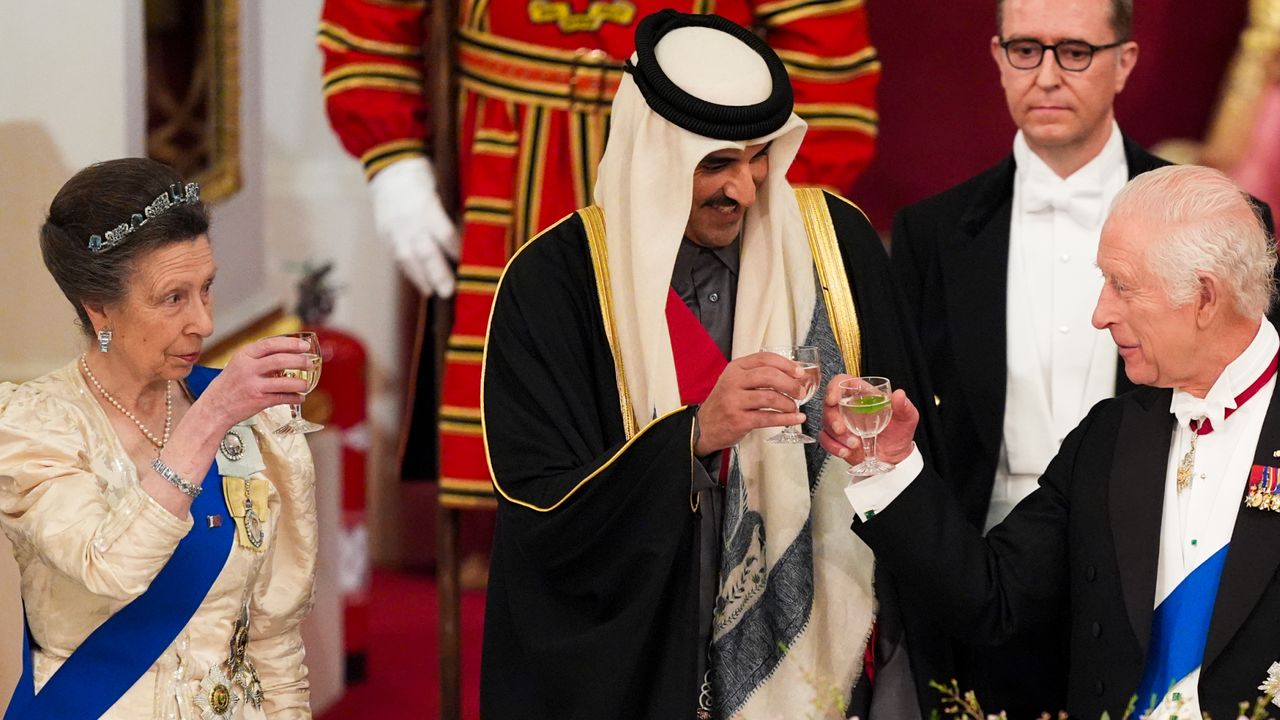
[299,265,371,683]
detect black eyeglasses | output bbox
[999,37,1128,72]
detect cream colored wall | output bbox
[0,2,147,709]
[0,1,147,381]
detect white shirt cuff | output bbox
[844,444,924,522]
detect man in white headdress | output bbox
[480,10,939,719]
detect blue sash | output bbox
[4,366,235,719]
[1135,543,1230,712]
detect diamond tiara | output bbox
[87,182,201,254]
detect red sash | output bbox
[666,288,731,485]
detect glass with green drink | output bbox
[838,376,894,475]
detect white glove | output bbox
[367,156,460,298]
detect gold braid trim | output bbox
[778,46,881,83]
[360,138,427,179]
[579,206,638,439]
[758,0,864,27]
[795,188,862,375]
[795,102,879,136]
[317,21,423,60]
[481,210,663,512]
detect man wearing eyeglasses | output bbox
[892,0,1148,715]
[892,0,1276,715]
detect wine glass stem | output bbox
[863,433,879,465]
[290,404,303,421]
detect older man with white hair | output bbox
[825,164,1280,719]
[480,9,938,720]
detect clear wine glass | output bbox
[274,331,324,435]
[839,377,895,475]
[761,345,821,445]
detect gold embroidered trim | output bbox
[440,420,484,436]
[437,490,499,510]
[458,263,504,280]
[441,404,482,420]
[457,26,625,68]
[448,333,487,350]
[795,188,862,375]
[360,138,427,178]
[473,140,519,158]
[480,210,659,511]
[475,127,519,145]
[491,406,687,512]
[526,0,637,33]
[323,61,423,85]
[795,102,879,136]
[759,0,864,27]
[456,28,623,111]
[317,21,423,60]
[778,46,880,83]
[463,208,514,227]
[323,76,423,100]
[445,348,485,364]
[513,107,552,251]
[579,205,638,439]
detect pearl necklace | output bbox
[79,354,173,450]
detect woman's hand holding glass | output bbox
[195,335,315,432]
[818,373,920,475]
[272,332,324,434]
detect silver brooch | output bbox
[219,429,246,462]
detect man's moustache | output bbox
[703,197,740,211]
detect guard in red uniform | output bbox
[318,0,881,555]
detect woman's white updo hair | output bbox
[1108,164,1275,318]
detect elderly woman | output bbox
[0,158,317,719]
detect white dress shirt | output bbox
[1146,319,1278,718]
[991,122,1127,531]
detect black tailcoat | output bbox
[855,384,1280,720]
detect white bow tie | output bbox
[1022,176,1105,228]
[1170,392,1232,433]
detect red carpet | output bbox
[318,569,485,720]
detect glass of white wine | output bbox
[839,376,894,475]
[275,331,324,435]
[761,345,821,444]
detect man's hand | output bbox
[818,374,919,465]
[695,352,809,456]
[368,156,460,298]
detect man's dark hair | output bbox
[40,158,211,339]
[996,0,1133,41]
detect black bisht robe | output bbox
[480,191,946,719]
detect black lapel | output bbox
[1121,135,1172,178]
[1108,388,1174,656]
[941,157,1016,456]
[1115,364,1137,396]
[1203,390,1280,667]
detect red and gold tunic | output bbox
[319,0,880,508]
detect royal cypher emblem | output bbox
[527,0,636,32]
